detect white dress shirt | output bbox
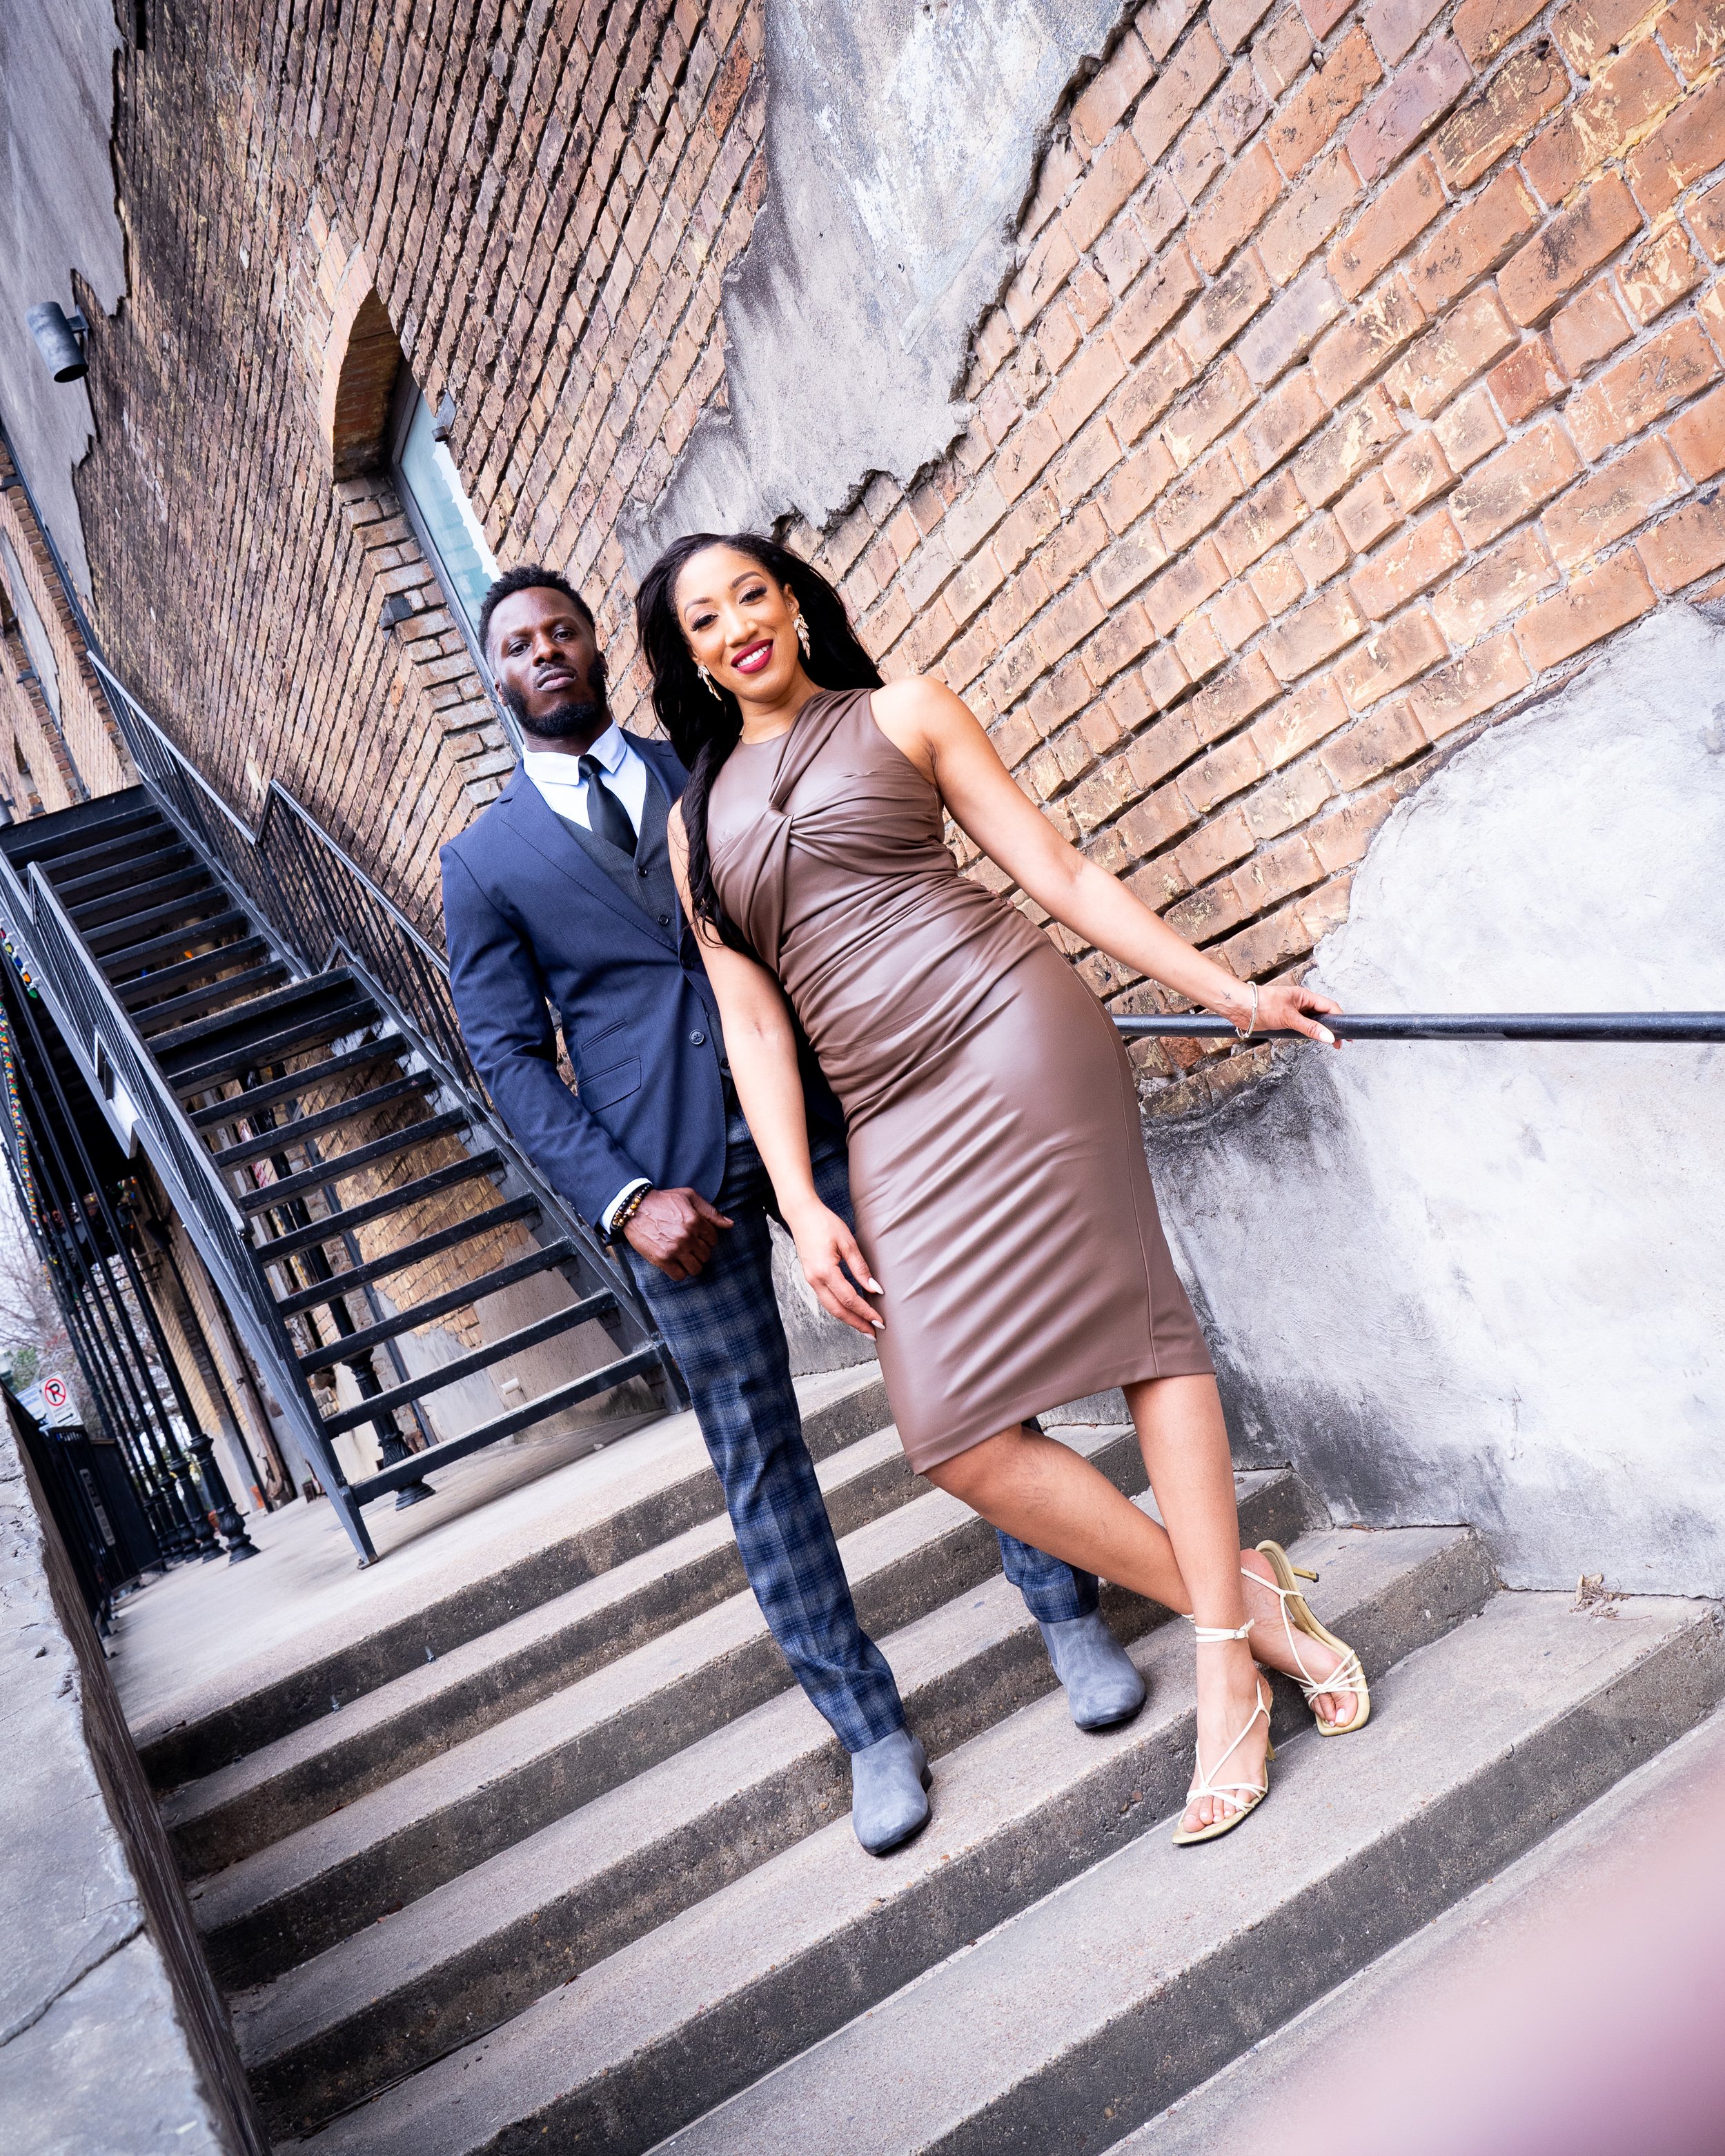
[522,726,656,1238]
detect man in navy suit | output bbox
[442,566,1147,1853]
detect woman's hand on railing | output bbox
[1207,979,1343,1047]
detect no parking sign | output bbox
[40,1376,68,1412]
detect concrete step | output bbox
[241,1471,1323,2134]
[649,1590,1724,2156]
[138,1367,889,1793]
[197,1420,1152,1989]
[1112,1692,1725,2153]
[166,1416,924,1877]
[276,1519,1496,2154]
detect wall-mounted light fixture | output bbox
[26,304,90,384]
[432,391,457,442]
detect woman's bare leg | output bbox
[927,1374,1354,1834]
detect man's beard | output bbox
[503,657,609,740]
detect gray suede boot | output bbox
[1038,1611,1147,1730]
[851,1728,931,1855]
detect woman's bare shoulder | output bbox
[870,673,969,726]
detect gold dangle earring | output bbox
[795,613,811,659]
[696,662,722,700]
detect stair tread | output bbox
[316,1290,610,1434]
[165,1421,915,1868]
[242,1492,1399,2129]
[193,1428,1127,1971]
[213,1074,437,1167]
[250,1151,500,1260]
[98,909,252,976]
[289,1590,1720,2156]
[117,937,270,1002]
[188,1042,404,1127]
[131,1365,887,1788]
[235,1106,470,1212]
[150,970,359,1060]
[295,1237,575,1371]
[268,1194,541,1314]
[166,1001,378,1090]
[135,961,288,1033]
[1109,1695,1725,2154]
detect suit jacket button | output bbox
[637,864,649,877]
[659,913,671,925]
[689,1030,705,1045]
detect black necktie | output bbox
[578,755,637,856]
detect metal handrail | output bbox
[1116,1013,1725,1041]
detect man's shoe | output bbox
[851,1728,931,1855]
[1038,1611,1147,1730]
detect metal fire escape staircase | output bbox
[0,750,682,1567]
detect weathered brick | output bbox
[1067,132,1151,253]
[1164,356,1255,469]
[1453,0,1546,68]
[1407,629,1532,733]
[1432,42,1570,192]
[1049,335,1128,440]
[1134,25,1228,162]
[1487,334,1566,423]
[1365,0,1448,68]
[1517,548,1657,666]
[1451,417,1583,543]
[1542,435,1687,566]
[1174,610,1231,681]
[1156,445,1248,549]
[1267,28,1383,179]
[1189,649,1285,740]
[1498,174,1646,326]
[1668,379,1725,480]
[1657,0,1725,80]
[1174,804,1257,884]
[1388,284,1515,416]
[1231,827,1325,913]
[1549,277,1635,373]
[1321,696,1428,785]
[1115,246,1203,361]
[1637,489,1725,589]
[1254,6,1316,98]
[1250,671,1354,764]
[1191,144,1283,274]
[1565,315,1720,460]
[1384,426,1455,507]
[1330,153,1445,299]
[1336,468,1401,548]
[1261,584,1367,678]
[1617,224,1704,324]
[1430,525,1560,640]
[1146,537,1231,633]
[1253,544,1313,613]
[1101,436,1179,533]
[1141,0,1208,61]
[1312,273,1428,403]
[1551,0,1660,75]
[1293,384,1404,502]
[1243,753,1337,837]
[1232,366,1330,478]
[1290,505,1354,584]
[1433,382,1507,468]
[1308,780,1401,869]
[1119,776,1201,856]
[1408,168,1540,313]
[1347,37,1473,188]
[1112,337,1196,442]
[1526,45,1683,213]
[1351,508,1466,614]
[1179,254,1275,373]
[1072,26,1156,149]
[1213,0,1279,54]
[1239,264,1346,384]
[1626,73,1725,215]
[1261,150,1361,284]
[1176,726,1269,811]
[1217,467,1310,571]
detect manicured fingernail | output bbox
[871,1318,885,1330]
[866,1276,884,1293]
[1315,1025,1335,1044]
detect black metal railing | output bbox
[88,657,475,1087]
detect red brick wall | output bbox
[52,0,1725,1117]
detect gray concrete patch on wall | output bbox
[0,0,128,595]
[624,0,1128,569]
[0,1396,267,2153]
[1150,604,1725,1599]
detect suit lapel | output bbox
[494,766,658,942]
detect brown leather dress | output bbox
[707,688,1212,1474]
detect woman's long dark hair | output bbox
[636,531,882,953]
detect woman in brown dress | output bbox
[637,533,1368,1843]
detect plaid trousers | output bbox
[626,1113,1097,1752]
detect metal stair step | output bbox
[295,1236,578,1370]
[165,998,379,1094]
[97,909,252,976]
[268,1194,540,1316]
[68,862,213,928]
[291,1588,1725,2156]
[1,800,164,874]
[188,1042,404,1128]
[212,1074,437,1169]
[315,1289,615,1436]
[250,1150,505,1264]
[52,836,192,907]
[133,962,289,1036]
[133,1368,885,1794]
[166,1412,916,1876]
[115,936,273,1006]
[246,1510,1475,2140]
[81,888,237,958]
[148,969,362,1065]
[235,1107,471,1211]
[193,1419,1166,1991]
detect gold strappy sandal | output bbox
[1250,1541,1370,1736]
[1171,1616,1273,1848]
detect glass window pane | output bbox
[396,393,500,638]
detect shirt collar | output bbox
[521,722,629,784]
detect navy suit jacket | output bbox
[440,735,842,1227]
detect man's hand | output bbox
[622,1187,733,1280]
